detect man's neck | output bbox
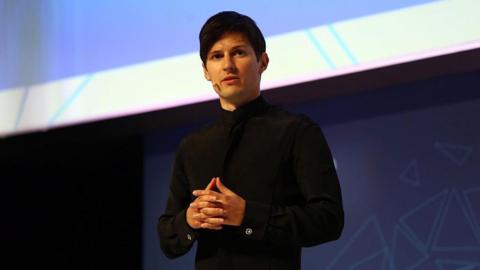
[220,93,260,112]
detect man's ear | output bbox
[259,52,269,74]
[203,63,211,81]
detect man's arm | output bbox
[193,119,344,247]
[157,143,198,259]
[242,120,344,246]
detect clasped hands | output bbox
[186,177,245,230]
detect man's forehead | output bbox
[208,32,252,51]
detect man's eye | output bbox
[234,50,245,56]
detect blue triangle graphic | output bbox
[349,248,387,270]
[390,225,428,270]
[458,265,478,270]
[326,216,388,270]
[432,190,480,251]
[400,189,448,250]
[464,188,480,239]
[400,159,420,187]
[434,142,472,166]
[436,259,479,270]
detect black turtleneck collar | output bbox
[220,95,270,136]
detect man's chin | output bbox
[217,88,242,99]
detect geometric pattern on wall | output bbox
[399,189,449,251]
[349,248,388,270]
[326,216,388,270]
[464,187,480,241]
[389,225,429,270]
[432,189,480,251]
[435,259,480,270]
[399,159,421,187]
[330,188,480,270]
[434,142,473,166]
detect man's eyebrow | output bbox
[208,49,222,56]
[231,44,248,49]
[208,44,248,55]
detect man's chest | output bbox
[183,119,296,201]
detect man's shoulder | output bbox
[178,121,221,149]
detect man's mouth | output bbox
[222,76,240,84]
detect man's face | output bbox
[203,32,268,109]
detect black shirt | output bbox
[158,95,344,270]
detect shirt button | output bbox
[187,233,192,241]
[245,228,253,236]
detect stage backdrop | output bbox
[2,0,480,137]
[143,71,480,270]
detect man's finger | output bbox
[204,217,224,225]
[191,220,202,228]
[200,207,225,216]
[193,213,207,220]
[193,190,221,197]
[215,177,235,195]
[195,195,218,203]
[191,201,218,209]
[200,223,223,230]
[205,177,217,190]
[193,189,221,197]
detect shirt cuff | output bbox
[174,208,198,245]
[238,200,271,241]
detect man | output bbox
[157,11,344,270]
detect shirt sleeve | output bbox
[157,140,198,258]
[238,118,344,247]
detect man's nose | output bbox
[223,55,236,72]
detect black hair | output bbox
[199,11,266,65]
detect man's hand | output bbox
[191,177,246,228]
[186,178,224,230]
